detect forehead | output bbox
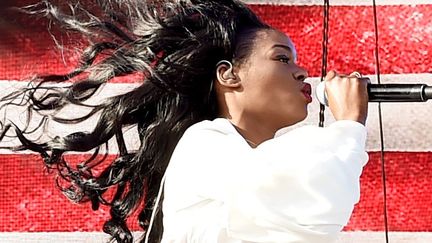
[253,30,297,58]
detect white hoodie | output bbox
[161,118,368,243]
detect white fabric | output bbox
[161,118,368,243]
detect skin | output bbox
[215,29,368,147]
[325,70,368,125]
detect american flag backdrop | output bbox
[1,0,432,242]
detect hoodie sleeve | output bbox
[225,120,369,242]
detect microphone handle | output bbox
[315,82,432,106]
[368,83,430,102]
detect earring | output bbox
[216,60,235,79]
[216,60,233,68]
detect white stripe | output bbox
[1,232,432,243]
[338,232,432,242]
[303,73,432,152]
[242,0,432,6]
[2,73,432,153]
[0,81,138,155]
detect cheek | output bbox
[240,64,300,104]
[245,66,284,90]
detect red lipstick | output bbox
[301,83,312,103]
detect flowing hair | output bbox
[0,0,270,242]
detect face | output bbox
[235,29,310,130]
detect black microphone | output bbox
[316,81,432,106]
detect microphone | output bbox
[315,80,432,106]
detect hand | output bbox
[324,70,369,125]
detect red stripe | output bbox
[0,152,431,232]
[346,152,432,231]
[0,154,144,232]
[1,5,432,80]
[250,4,432,77]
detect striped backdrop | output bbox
[1,0,432,242]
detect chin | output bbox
[299,110,308,121]
[290,111,308,126]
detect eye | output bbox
[276,55,291,64]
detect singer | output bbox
[0,1,369,243]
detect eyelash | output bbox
[277,56,291,64]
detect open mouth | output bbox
[301,83,311,96]
[301,83,312,103]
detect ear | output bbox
[215,60,241,88]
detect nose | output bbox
[293,66,308,82]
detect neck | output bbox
[216,95,278,146]
[228,117,275,147]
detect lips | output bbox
[301,83,312,103]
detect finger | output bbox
[349,71,362,78]
[325,70,338,81]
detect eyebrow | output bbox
[272,44,293,52]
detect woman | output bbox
[0,0,368,242]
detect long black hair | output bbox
[0,0,270,242]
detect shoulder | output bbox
[184,118,236,136]
[179,118,237,146]
[165,118,244,192]
[171,118,238,155]
[168,118,249,174]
